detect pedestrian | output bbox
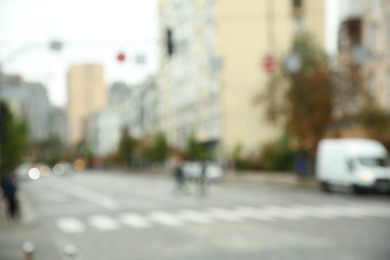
[199,161,208,196]
[173,156,186,194]
[0,171,19,220]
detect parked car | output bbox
[182,161,224,182]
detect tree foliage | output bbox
[260,135,295,171]
[185,133,208,161]
[31,136,64,166]
[146,132,170,162]
[257,33,371,150]
[117,127,136,166]
[0,101,29,175]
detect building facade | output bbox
[67,64,107,146]
[86,78,158,157]
[158,0,325,160]
[0,76,52,142]
[363,0,390,111]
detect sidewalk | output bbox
[103,167,320,189]
[223,170,319,189]
[0,187,60,260]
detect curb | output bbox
[224,171,320,189]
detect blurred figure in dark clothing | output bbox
[0,172,19,220]
[173,156,186,194]
[199,161,208,196]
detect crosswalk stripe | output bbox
[177,209,213,224]
[304,205,344,219]
[234,206,274,221]
[259,206,305,220]
[322,204,370,219]
[364,205,390,218]
[54,203,390,234]
[148,211,183,226]
[119,213,151,228]
[56,217,85,234]
[88,215,119,231]
[207,207,244,222]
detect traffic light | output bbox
[293,0,302,7]
[292,0,303,17]
[117,52,126,62]
[166,28,174,57]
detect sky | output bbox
[0,0,342,107]
[0,0,159,107]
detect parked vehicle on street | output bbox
[316,138,390,193]
[182,161,224,182]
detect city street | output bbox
[1,169,390,260]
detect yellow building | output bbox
[67,64,107,146]
[363,0,390,110]
[158,0,325,159]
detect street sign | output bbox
[263,55,276,73]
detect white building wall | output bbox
[158,0,220,150]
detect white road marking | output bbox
[177,209,213,224]
[207,208,244,222]
[234,206,275,221]
[55,203,390,234]
[119,213,151,228]
[56,217,85,234]
[256,206,303,220]
[148,211,183,226]
[363,205,390,218]
[88,215,119,231]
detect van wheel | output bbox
[321,181,332,193]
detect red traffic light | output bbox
[117,52,126,62]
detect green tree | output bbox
[257,33,370,151]
[31,136,64,166]
[146,132,170,162]
[186,133,207,161]
[260,136,295,171]
[0,101,29,175]
[117,127,135,166]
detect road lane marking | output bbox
[119,213,151,228]
[234,206,274,221]
[207,208,244,222]
[148,211,183,226]
[177,209,213,224]
[88,215,119,231]
[253,206,303,220]
[56,217,85,234]
[54,203,390,234]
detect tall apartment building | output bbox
[67,64,107,146]
[363,0,390,110]
[0,76,52,142]
[158,0,325,159]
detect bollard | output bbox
[22,241,35,260]
[63,244,78,259]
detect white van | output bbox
[316,138,390,193]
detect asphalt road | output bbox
[6,169,390,260]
